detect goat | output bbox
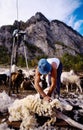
[61,70,82,93]
[20,76,34,90]
[0,74,8,85]
[10,69,24,93]
[21,73,48,91]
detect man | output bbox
[34,58,62,102]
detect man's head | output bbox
[38,58,52,75]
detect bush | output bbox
[0,46,10,65]
[61,53,83,71]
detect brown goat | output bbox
[10,69,24,93]
[20,75,34,91]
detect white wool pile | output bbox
[0,122,14,130]
[0,91,14,113]
[8,95,62,130]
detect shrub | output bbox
[61,53,83,71]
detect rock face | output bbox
[0,12,83,59]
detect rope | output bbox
[23,38,30,76]
[16,0,19,21]
[23,36,34,87]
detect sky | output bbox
[0,0,83,36]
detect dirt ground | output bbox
[0,66,82,129]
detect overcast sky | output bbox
[0,0,83,35]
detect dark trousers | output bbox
[56,62,63,95]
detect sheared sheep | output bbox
[8,94,62,130]
[8,84,74,130]
[61,70,82,93]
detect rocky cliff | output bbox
[0,12,83,60]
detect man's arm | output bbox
[34,67,47,98]
[34,67,52,102]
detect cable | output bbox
[16,0,19,21]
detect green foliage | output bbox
[0,44,82,72]
[17,54,47,68]
[28,55,48,67]
[61,53,83,71]
[56,41,65,46]
[17,55,26,67]
[0,46,10,65]
[25,42,43,53]
[0,44,48,67]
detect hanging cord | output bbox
[23,35,28,70]
[16,0,30,73]
[16,0,19,21]
[22,34,34,87]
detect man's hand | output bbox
[43,95,52,102]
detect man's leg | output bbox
[56,62,63,96]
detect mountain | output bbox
[0,12,83,61]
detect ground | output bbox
[0,67,83,130]
[0,84,83,130]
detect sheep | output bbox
[8,86,74,130]
[8,94,62,130]
[22,68,35,78]
[69,69,75,75]
[61,70,82,93]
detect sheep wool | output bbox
[8,95,62,130]
[0,91,14,113]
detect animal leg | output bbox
[43,116,56,127]
[16,83,19,93]
[76,83,82,93]
[66,84,69,93]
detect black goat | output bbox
[0,74,8,85]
